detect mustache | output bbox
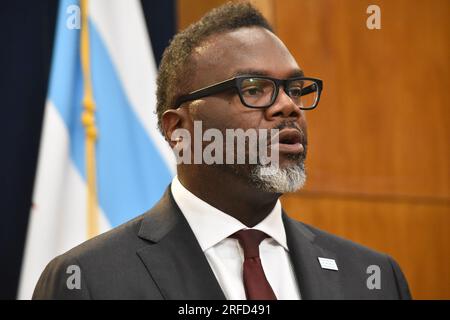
[271,121,307,147]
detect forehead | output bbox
[192,27,301,86]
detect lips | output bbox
[271,128,305,154]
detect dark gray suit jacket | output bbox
[33,187,412,299]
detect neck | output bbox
[177,165,280,227]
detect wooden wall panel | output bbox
[275,0,449,199]
[282,194,450,299]
[176,0,450,299]
[177,0,226,30]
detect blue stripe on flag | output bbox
[89,21,172,226]
[48,0,87,179]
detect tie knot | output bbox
[230,229,269,259]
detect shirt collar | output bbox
[171,175,288,252]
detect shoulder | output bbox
[62,213,147,262]
[32,213,151,299]
[286,217,412,299]
[32,188,178,299]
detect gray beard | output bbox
[250,161,307,193]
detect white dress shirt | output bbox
[171,176,301,300]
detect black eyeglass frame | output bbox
[174,75,323,110]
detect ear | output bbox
[161,108,186,148]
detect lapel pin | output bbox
[318,257,338,271]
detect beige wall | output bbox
[177,0,450,299]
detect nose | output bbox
[264,87,303,120]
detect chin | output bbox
[249,161,307,194]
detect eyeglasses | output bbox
[174,75,323,110]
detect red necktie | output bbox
[231,229,277,300]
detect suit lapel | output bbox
[135,187,345,299]
[136,187,226,300]
[283,212,344,299]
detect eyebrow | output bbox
[232,68,305,78]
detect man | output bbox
[33,2,411,299]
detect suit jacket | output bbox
[33,186,412,300]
